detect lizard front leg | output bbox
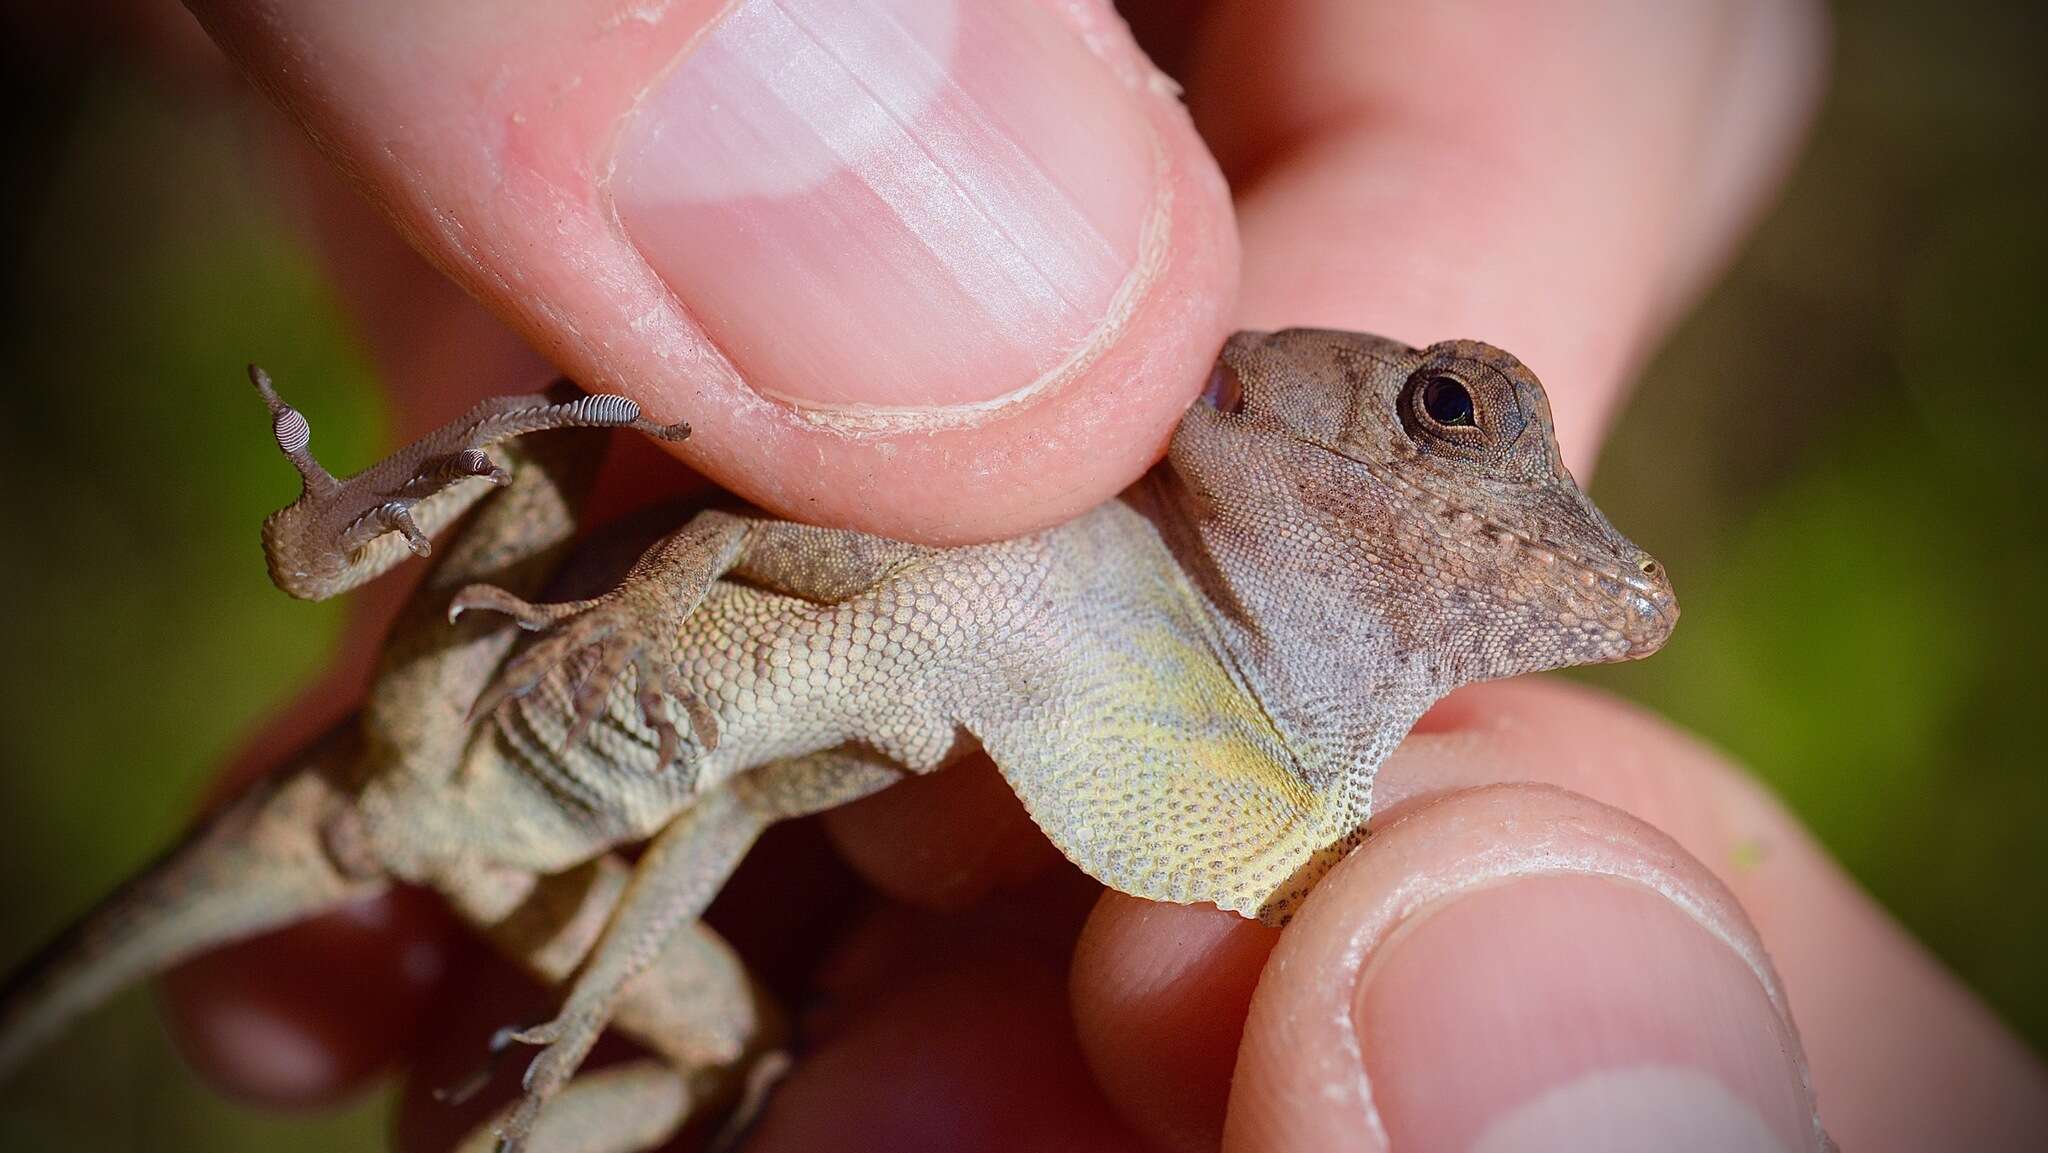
[251,368,687,601]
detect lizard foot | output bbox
[255,368,690,600]
[490,1007,610,1153]
[452,584,719,775]
[433,1022,538,1107]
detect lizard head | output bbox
[1171,328,1677,680]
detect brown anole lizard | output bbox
[0,329,1675,1152]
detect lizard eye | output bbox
[1421,375,1476,427]
[1397,348,1541,475]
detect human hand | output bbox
[159,1,2048,1151]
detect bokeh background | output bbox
[0,2,2042,1149]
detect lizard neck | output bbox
[1126,467,1449,801]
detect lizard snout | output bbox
[1618,553,1679,656]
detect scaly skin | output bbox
[0,329,1675,1153]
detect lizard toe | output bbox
[634,669,687,776]
[468,627,600,723]
[565,637,636,744]
[449,583,595,630]
[675,677,721,754]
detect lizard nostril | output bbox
[1638,558,1661,578]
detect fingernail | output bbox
[1354,875,1820,1153]
[614,0,1161,414]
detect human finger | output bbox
[1075,680,2048,1153]
[1223,782,1821,1152]
[1193,0,1828,469]
[743,876,1138,1153]
[185,0,1239,543]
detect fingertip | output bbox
[197,0,1239,543]
[1182,0,1828,474]
[158,885,456,1108]
[748,887,1132,1153]
[391,944,596,1153]
[602,0,1240,542]
[1352,872,1817,1153]
[1393,682,2048,1153]
[629,0,1239,542]
[1069,893,1277,1153]
[1225,785,1821,1153]
[820,755,1066,911]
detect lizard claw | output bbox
[448,584,590,630]
[635,665,721,772]
[707,1050,794,1153]
[509,1019,566,1048]
[564,636,636,745]
[354,500,433,558]
[488,1006,610,1153]
[431,1023,534,1107]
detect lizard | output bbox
[0,327,1676,1152]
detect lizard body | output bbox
[0,329,1675,1152]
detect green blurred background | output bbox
[0,2,2041,1149]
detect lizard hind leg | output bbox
[489,749,906,1153]
[0,720,387,1080]
[450,511,751,774]
[254,369,691,602]
[453,906,784,1153]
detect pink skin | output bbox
[190,0,1238,544]
[133,1,2048,1150]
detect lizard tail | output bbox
[0,719,388,1080]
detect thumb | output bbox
[1225,786,1824,1153]
[188,0,1237,542]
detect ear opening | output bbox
[1199,359,1246,414]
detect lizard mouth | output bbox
[1516,543,1678,661]
[1384,464,1679,659]
[1298,434,1679,659]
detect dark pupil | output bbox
[1423,376,1476,426]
